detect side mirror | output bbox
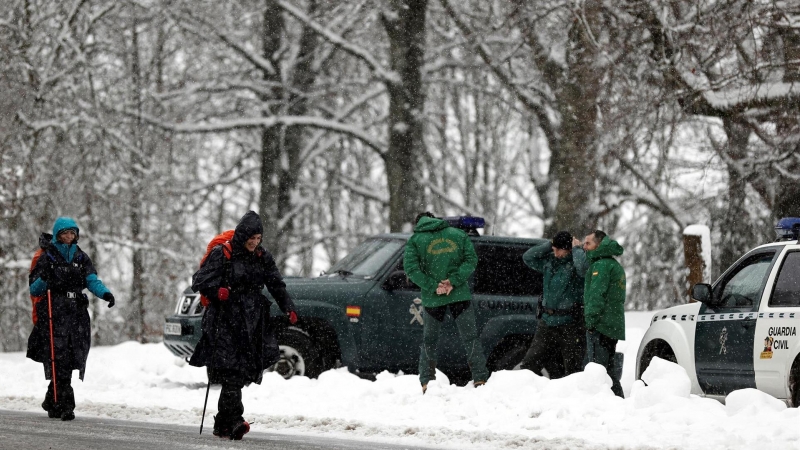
[692,283,712,304]
[382,270,408,291]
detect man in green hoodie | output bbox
[582,230,626,398]
[403,212,489,393]
[518,231,588,379]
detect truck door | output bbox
[754,247,800,399]
[695,250,777,396]
[368,257,426,372]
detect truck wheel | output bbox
[789,359,800,407]
[270,327,324,379]
[637,340,677,380]
[488,335,532,371]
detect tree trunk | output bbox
[382,0,428,232]
[547,2,601,236]
[258,0,286,262]
[774,15,800,218]
[258,0,319,269]
[129,14,146,342]
[719,118,752,272]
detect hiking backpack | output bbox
[198,230,235,307]
[29,248,45,324]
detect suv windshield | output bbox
[326,238,405,278]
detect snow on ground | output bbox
[2,311,800,450]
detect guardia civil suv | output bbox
[636,217,800,405]
[164,217,552,382]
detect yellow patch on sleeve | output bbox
[592,272,599,276]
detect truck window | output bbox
[327,238,406,278]
[473,244,543,297]
[713,252,776,309]
[769,251,800,307]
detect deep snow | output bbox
[2,311,800,450]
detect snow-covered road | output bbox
[2,311,800,450]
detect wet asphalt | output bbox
[0,409,435,450]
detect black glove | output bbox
[103,292,115,308]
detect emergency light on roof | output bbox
[775,217,800,241]
[444,216,485,235]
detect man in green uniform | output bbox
[403,212,489,393]
[518,231,588,378]
[583,230,626,398]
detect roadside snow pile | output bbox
[2,312,800,450]
[630,356,692,406]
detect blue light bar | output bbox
[444,216,485,230]
[775,217,800,240]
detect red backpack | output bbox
[198,230,235,307]
[30,248,45,324]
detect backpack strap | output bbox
[221,242,233,260]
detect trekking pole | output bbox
[47,290,57,404]
[199,374,211,434]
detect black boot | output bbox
[212,415,231,438]
[57,377,76,421]
[42,382,61,419]
[229,419,250,440]
[218,382,245,440]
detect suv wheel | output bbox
[637,340,677,379]
[789,359,800,407]
[269,327,323,379]
[488,335,533,372]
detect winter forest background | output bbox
[0,0,798,350]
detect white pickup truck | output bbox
[636,217,800,404]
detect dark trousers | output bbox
[419,301,489,385]
[519,319,585,379]
[42,366,75,414]
[210,368,245,431]
[586,331,624,398]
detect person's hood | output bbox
[588,236,624,261]
[51,217,79,244]
[414,216,450,233]
[231,211,264,252]
[51,217,80,263]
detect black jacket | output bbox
[189,211,295,385]
[27,237,96,381]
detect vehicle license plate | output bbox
[164,322,182,336]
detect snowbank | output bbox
[3,311,800,450]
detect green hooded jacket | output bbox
[584,237,626,340]
[403,217,478,307]
[523,241,588,326]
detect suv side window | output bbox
[713,251,776,309]
[473,244,543,297]
[394,258,421,291]
[769,251,800,307]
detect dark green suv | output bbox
[164,218,556,382]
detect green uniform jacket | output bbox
[523,242,589,327]
[403,217,478,308]
[584,237,626,340]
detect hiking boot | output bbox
[229,420,250,440]
[421,384,428,394]
[42,398,60,419]
[213,428,231,438]
[43,401,60,419]
[212,415,231,439]
[473,380,486,388]
[61,411,75,421]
